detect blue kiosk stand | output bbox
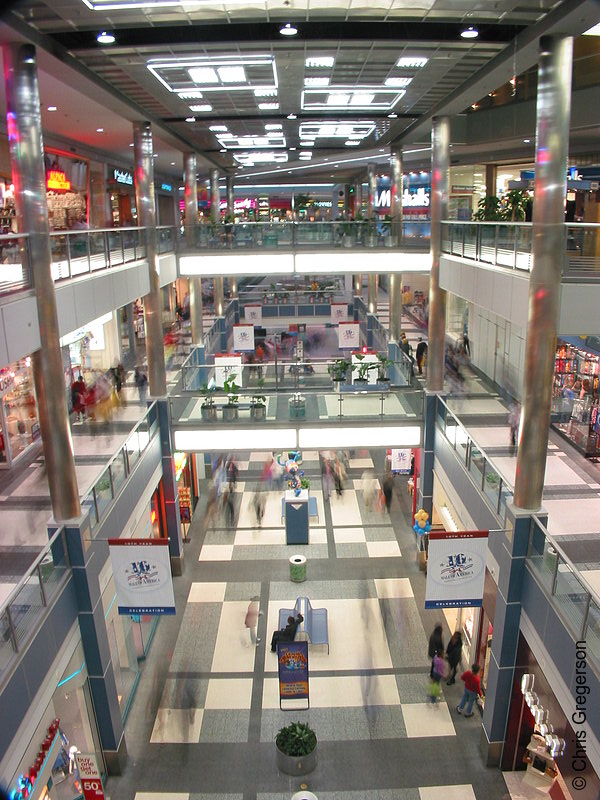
[284,489,309,545]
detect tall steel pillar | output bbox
[390,146,403,244]
[184,152,204,346]
[134,121,166,397]
[367,163,377,219]
[367,274,378,314]
[127,302,137,359]
[427,116,450,392]
[514,36,573,510]
[3,43,80,522]
[353,274,362,295]
[388,273,403,343]
[226,175,234,217]
[210,168,220,224]
[353,180,363,217]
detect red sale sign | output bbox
[76,753,105,800]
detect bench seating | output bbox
[278,596,329,653]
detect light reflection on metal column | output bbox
[226,175,234,217]
[134,121,166,397]
[367,274,378,314]
[210,168,220,225]
[354,181,362,217]
[229,278,238,298]
[389,273,403,343]
[353,274,362,295]
[427,116,449,392]
[514,36,573,511]
[189,278,204,346]
[184,152,204,345]
[214,276,224,317]
[390,147,403,244]
[367,164,376,219]
[3,43,80,521]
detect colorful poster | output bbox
[233,324,255,352]
[245,304,262,324]
[331,303,348,323]
[76,753,105,800]
[338,322,360,349]
[425,531,489,609]
[108,539,176,615]
[278,641,309,703]
[390,448,412,474]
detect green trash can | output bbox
[289,554,307,582]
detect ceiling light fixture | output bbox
[188,67,218,84]
[185,116,196,123]
[280,23,298,36]
[287,113,297,120]
[387,112,398,119]
[217,66,246,83]
[189,104,213,112]
[265,124,283,130]
[396,56,428,68]
[209,125,228,132]
[304,77,330,87]
[461,26,479,39]
[47,105,57,112]
[254,88,278,97]
[305,56,334,68]
[384,77,411,87]
[289,147,296,151]
[97,31,115,45]
[258,102,279,110]
[523,138,531,143]
[345,140,360,146]
[96,127,104,132]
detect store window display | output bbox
[0,359,40,468]
[552,338,600,457]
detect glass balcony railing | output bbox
[81,403,159,535]
[435,395,514,518]
[0,526,69,675]
[441,221,600,279]
[527,516,600,670]
[0,233,31,296]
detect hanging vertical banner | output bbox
[76,753,105,800]
[245,304,262,324]
[425,531,489,609]
[233,324,255,352]
[214,354,243,388]
[108,539,176,615]
[338,321,360,349]
[331,303,348,323]
[390,448,412,473]
[278,641,309,707]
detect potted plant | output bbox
[341,219,354,248]
[365,217,377,248]
[472,195,503,221]
[328,358,350,391]
[289,391,306,419]
[251,377,267,421]
[353,353,370,383]
[275,721,317,776]
[222,373,240,421]
[376,354,392,383]
[200,381,217,420]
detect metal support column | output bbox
[390,146,403,245]
[353,274,362,296]
[127,302,137,359]
[226,175,234,217]
[3,43,80,522]
[185,152,204,346]
[367,163,376,219]
[427,116,449,392]
[134,121,167,397]
[157,399,184,575]
[210,168,224,314]
[389,272,403,343]
[354,180,362,217]
[514,36,573,511]
[367,274,378,314]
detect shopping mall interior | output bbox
[0,1,600,799]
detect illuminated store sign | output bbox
[374,186,430,209]
[113,168,133,186]
[46,170,71,191]
[161,182,173,192]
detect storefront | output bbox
[552,337,600,457]
[0,359,40,468]
[45,150,89,231]
[107,166,136,227]
[8,641,104,800]
[60,312,122,407]
[0,175,16,233]
[174,451,199,539]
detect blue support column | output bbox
[48,516,127,775]
[480,506,547,765]
[417,391,439,518]
[156,399,184,576]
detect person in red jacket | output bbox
[456,663,482,718]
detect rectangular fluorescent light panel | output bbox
[189,104,213,112]
[217,66,246,83]
[178,90,203,99]
[300,121,375,140]
[350,93,374,105]
[304,77,330,87]
[327,93,350,106]
[174,428,297,452]
[254,88,278,97]
[396,56,428,68]
[258,102,279,110]
[303,88,404,111]
[217,134,286,149]
[305,56,335,68]
[384,77,412,87]
[233,151,288,165]
[298,426,421,449]
[265,124,283,130]
[189,67,218,84]
[209,125,228,132]
[179,253,294,276]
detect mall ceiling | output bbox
[1,0,599,184]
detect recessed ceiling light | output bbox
[280,23,298,36]
[387,112,398,119]
[305,56,334,68]
[304,77,330,87]
[97,31,115,45]
[96,127,104,132]
[47,105,57,112]
[396,56,428,68]
[189,105,213,112]
[220,149,227,153]
[185,116,196,123]
[170,161,176,165]
[189,67,218,84]
[287,113,297,120]
[259,103,279,110]
[524,139,531,143]
[327,93,350,106]
[345,140,360,146]
[384,77,412,87]
[254,88,278,98]
[217,66,246,83]
[461,26,479,39]
[129,142,134,147]
[178,90,203,99]
[289,147,296,151]
[153,154,158,158]
[265,124,283,130]
[350,93,374,106]
[209,125,228,132]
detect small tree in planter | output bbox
[376,354,393,383]
[251,378,267,420]
[328,358,350,390]
[353,353,370,383]
[222,374,240,421]
[275,721,317,775]
[201,381,217,420]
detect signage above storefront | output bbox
[113,168,133,186]
[160,182,173,192]
[46,170,71,191]
[374,186,430,209]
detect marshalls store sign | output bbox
[425,530,488,608]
